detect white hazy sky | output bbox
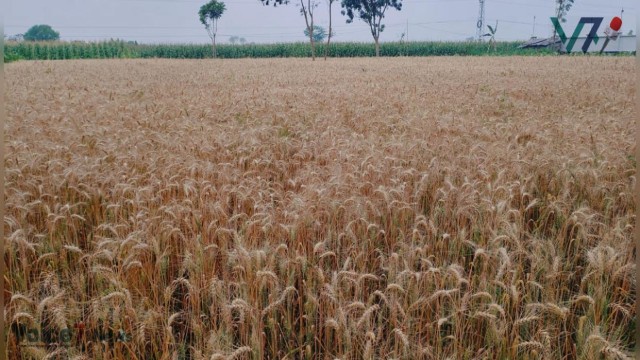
[5,0,637,44]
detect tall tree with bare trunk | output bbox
[552,0,575,49]
[341,0,402,57]
[199,0,226,58]
[259,0,320,60]
[325,0,337,59]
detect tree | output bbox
[482,21,498,51]
[299,0,321,60]
[304,25,328,43]
[341,0,402,56]
[259,0,320,60]
[555,0,575,23]
[24,25,60,42]
[325,0,337,59]
[199,0,226,58]
[229,36,248,44]
[551,0,574,50]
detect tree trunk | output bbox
[325,1,332,60]
[209,20,217,58]
[552,2,562,52]
[301,0,316,61]
[374,36,380,57]
[310,29,316,60]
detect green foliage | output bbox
[6,40,136,60]
[199,0,226,28]
[556,0,575,23]
[4,51,22,63]
[304,25,328,43]
[340,0,402,55]
[486,23,497,36]
[199,0,226,57]
[483,21,499,51]
[3,40,584,61]
[229,36,247,44]
[24,24,60,42]
[341,0,402,28]
[259,0,289,6]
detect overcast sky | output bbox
[5,0,637,44]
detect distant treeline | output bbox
[4,40,565,61]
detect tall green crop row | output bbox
[6,40,567,61]
[5,40,139,60]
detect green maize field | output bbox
[4,40,564,61]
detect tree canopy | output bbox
[199,0,226,28]
[199,0,226,57]
[556,0,575,23]
[260,0,321,60]
[341,0,402,56]
[24,25,60,42]
[304,25,329,43]
[259,0,288,5]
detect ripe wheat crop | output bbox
[5,57,636,359]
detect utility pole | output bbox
[406,19,409,42]
[476,0,485,41]
[532,16,536,38]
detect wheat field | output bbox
[4,57,636,359]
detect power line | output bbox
[110,0,476,3]
[2,16,579,42]
[5,19,476,30]
[47,0,634,10]
[486,19,535,26]
[5,23,368,30]
[412,24,471,38]
[490,0,634,11]
[6,0,635,44]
